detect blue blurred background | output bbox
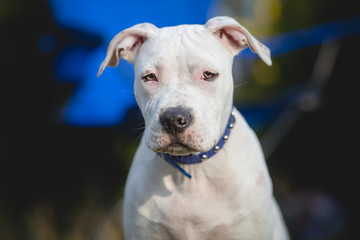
[0,0,359,239]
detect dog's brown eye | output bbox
[203,71,217,81]
[142,73,157,82]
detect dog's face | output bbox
[97,17,271,155]
[134,25,234,155]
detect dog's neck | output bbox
[158,106,236,179]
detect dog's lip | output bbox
[171,140,190,149]
[158,141,199,155]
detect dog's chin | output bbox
[157,142,200,156]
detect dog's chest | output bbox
[137,172,261,239]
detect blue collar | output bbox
[157,107,236,179]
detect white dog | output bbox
[98,16,289,240]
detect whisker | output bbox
[132,126,146,131]
[132,122,145,131]
[135,132,144,141]
[135,122,145,127]
[234,81,249,89]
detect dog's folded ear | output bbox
[205,16,272,66]
[97,23,158,77]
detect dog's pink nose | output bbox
[160,107,192,134]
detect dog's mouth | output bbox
[159,139,199,156]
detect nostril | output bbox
[177,115,190,127]
[160,107,192,134]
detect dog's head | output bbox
[98,16,271,155]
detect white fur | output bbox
[98,16,289,240]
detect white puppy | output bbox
[98,16,289,240]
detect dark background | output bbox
[0,0,359,239]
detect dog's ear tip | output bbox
[97,62,106,77]
[259,48,272,66]
[264,58,272,66]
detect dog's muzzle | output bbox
[158,105,236,179]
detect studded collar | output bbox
[157,106,236,179]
